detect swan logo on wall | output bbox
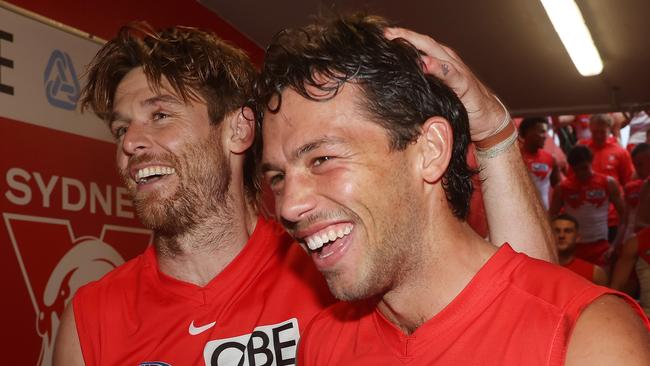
[3,213,151,366]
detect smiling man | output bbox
[53,23,333,365]
[257,14,650,365]
[51,18,557,365]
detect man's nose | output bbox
[121,121,152,156]
[278,172,318,227]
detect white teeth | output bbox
[306,237,315,250]
[303,224,354,252]
[135,166,176,183]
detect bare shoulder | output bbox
[53,302,85,366]
[566,295,650,366]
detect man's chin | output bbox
[325,273,374,302]
[134,198,177,231]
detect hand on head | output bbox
[384,27,508,143]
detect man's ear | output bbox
[227,107,255,154]
[419,116,453,183]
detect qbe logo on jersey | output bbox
[204,319,299,366]
[4,213,151,366]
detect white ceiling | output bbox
[201,0,650,116]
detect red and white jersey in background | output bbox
[574,114,592,141]
[563,257,596,283]
[578,137,635,227]
[558,173,610,243]
[628,111,650,146]
[521,148,554,210]
[579,137,635,186]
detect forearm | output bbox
[613,215,628,248]
[476,142,557,262]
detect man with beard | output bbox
[52,23,333,365]
[257,15,650,365]
[54,20,556,365]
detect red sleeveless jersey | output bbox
[563,257,595,282]
[298,244,649,365]
[625,178,645,208]
[521,148,554,209]
[558,172,610,243]
[73,216,334,365]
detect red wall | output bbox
[7,0,264,64]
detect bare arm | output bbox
[592,265,609,287]
[635,180,650,231]
[53,303,85,366]
[385,28,556,262]
[608,177,627,249]
[550,157,560,187]
[477,144,556,261]
[549,185,564,218]
[565,295,650,366]
[610,236,638,291]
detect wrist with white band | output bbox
[474,96,517,159]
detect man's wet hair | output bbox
[567,145,593,167]
[80,22,260,205]
[253,13,475,219]
[518,117,548,137]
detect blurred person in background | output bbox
[519,117,560,210]
[550,145,626,267]
[552,214,608,285]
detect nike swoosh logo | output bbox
[188,320,216,335]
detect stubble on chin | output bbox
[119,135,233,239]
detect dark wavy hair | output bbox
[80,21,260,205]
[518,116,548,137]
[568,145,593,167]
[252,13,476,219]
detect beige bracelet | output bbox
[474,96,517,159]
[474,126,518,159]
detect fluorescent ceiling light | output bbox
[540,0,603,76]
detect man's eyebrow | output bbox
[108,94,182,128]
[261,136,345,174]
[293,136,345,160]
[142,94,183,107]
[108,111,128,128]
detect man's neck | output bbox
[577,173,593,183]
[524,143,539,154]
[376,219,497,335]
[154,198,257,287]
[593,139,607,149]
[558,250,575,266]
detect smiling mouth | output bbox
[135,166,176,184]
[302,223,353,254]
